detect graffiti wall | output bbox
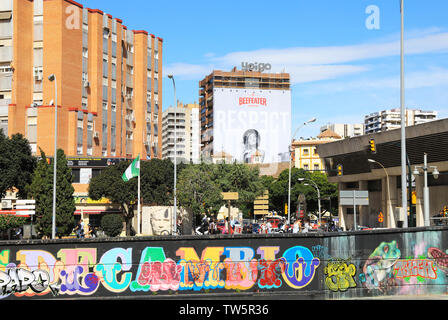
[1,227,448,299]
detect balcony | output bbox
[0,46,12,63]
[0,73,12,90]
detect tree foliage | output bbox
[0,215,27,233]
[0,130,36,198]
[88,158,179,236]
[28,148,75,238]
[101,214,123,237]
[177,162,264,221]
[267,167,338,216]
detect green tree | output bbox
[140,159,175,206]
[0,215,27,234]
[29,149,76,238]
[89,158,179,236]
[89,160,138,236]
[177,163,223,224]
[100,214,123,237]
[0,130,36,198]
[213,163,264,219]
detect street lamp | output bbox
[48,74,57,239]
[412,153,439,226]
[399,0,408,227]
[288,117,316,225]
[167,74,177,235]
[368,159,393,228]
[298,178,321,225]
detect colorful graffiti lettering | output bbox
[324,259,357,292]
[0,267,60,297]
[393,259,438,280]
[0,237,447,299]
[280,246,320,289]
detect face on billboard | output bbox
[212,88,291,164]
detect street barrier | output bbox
[0,226,447,299]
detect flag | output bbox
[122,155,140,182]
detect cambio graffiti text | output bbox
[0,245,320,298]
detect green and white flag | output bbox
[122,155,140,182]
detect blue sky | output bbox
[81,0,448,138]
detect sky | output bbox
[81,0,448,138]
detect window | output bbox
[303,148,309,156]
[314,164,320,171]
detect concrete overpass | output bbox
[316,118,448,230]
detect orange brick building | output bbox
[2,0,162,160]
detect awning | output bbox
[74,209,121,215]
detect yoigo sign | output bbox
[241,62,272,73]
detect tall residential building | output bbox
[320,123,364,139]
[199,66,291,164]
[162,102,200,164]
[292,129,342,171]
[1,0,163,159]
[364,108,437,134]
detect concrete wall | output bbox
[1,226,447,300]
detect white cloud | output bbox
[301,66,448,95]
[164,30,448,84]
[163,63,214,80]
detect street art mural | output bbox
[0,228,447,299]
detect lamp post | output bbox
[287,117,316,225]
[368,159,392,228]
[400,0,408,227]
[167,74,177,235]
[412,153,439,226]
[48,74,57,239]
[298,178,321,225]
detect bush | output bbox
[100,214,123,237]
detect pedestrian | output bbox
[302,218,310,233]
[266,220,272,233]
[293,220,300,233]
[86,224,96,238]
[209,218,216,234]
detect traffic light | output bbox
[284,203,288,215]
[369,139,376,154]
[337,164,343,176]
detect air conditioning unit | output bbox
[1,199,12,209]
[83,80,90,88]
[93,131,99,138]
[34,74,43,81]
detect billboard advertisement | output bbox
[213,88,291,164]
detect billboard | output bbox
[212,88,291,164]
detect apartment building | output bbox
[1,0,162,160]
[320,123,364,139]
[364,108,437,134]
[161,102,200,164]
[291,129,342,172]
[199,66,291,163]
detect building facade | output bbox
[320,123,364,139]
[364,108,437,134]
[199,67,291,163]
[317,118,448,231]
[162,102,200,164]
[1,0,162,160]
[292,129,342,171]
